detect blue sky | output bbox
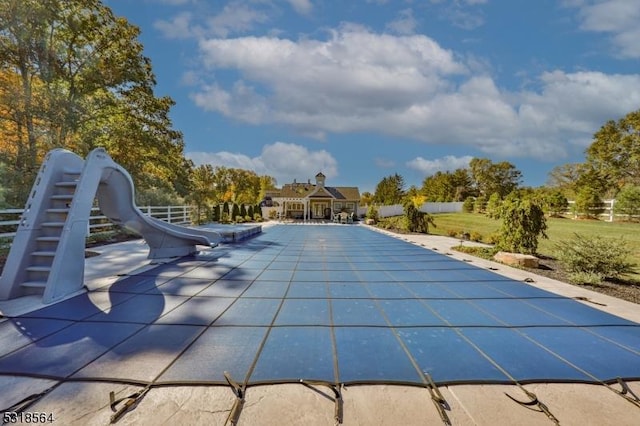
[105,0,640,193]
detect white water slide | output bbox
[0,148,221,304]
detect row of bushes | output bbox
[193,203,263,224]
[463,185,640,220]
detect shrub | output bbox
[403,201,435,233]
[244,215,252,222]
[555,234,636,280]
[574,186,603,218]
[220,212,230,223]
[240,204,248,217]
[211,205,220,222]
[469,231,483,242]
[268,210,278,220]
[248,205,254,218]
[462,196,475,213]
[485,192,502,219]
[446,229,460,237]
[254,212,263,222]
[486,233,500,245]
[544,190,569,217]
[614,185,640,220]
[473,195,487,214]
[366,205,379,222]
[568,271,604,286]
[496,197,547,254]
[231,204,241,220]
[235,215,245,223]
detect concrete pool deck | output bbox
[1,222,639,425]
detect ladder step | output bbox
[47,208,70,213]
[21,281,47,289]
[51,194,74,200]
[42,222,65,227]
[37,237,61,242]
[26,266,51,273]
[31,251,56,257]
[63,168,82,175]
[55,181,78,187]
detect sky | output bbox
[105,0,640,193]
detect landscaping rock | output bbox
[365,218,376,225]
[493,251,539,268]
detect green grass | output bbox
[429,212,640,267]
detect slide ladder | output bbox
[0,148,221,304]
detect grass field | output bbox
[428,213,640,264]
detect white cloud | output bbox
[571,0,640,58]
[407,155,473,175]
[154,12,200,39]
[286,0,313,15]
[206,2,270,38]
[190,26,640,160]
[186,142,338,183]
[386,9,417,35]
[154,1,271,40]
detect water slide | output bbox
[0,148,221,304]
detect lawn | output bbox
[428,213,640,264]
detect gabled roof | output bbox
[271,184,360,201]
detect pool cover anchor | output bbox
[424,373,451,425]
[504,387,559,425]
[109,385,151,424]
[224,371,245,426]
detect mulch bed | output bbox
[521,255,640,305]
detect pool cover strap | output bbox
[224,371,245,426]
[300,380,343,424]
[109,385,151,424]
[505,387,559,425]
[425,373,451,425]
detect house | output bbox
[267,173,360,220]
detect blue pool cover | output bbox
[0,225,639,388]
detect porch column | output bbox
[303,199,308,221]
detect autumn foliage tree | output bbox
[0,0,189,206]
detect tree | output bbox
[403,199,434,234]
[485,192,502,219]
[473,194,487,213]
[0,0,187,205]
[574,186,603,218]
[469,158,522,197]
[373,173,405,205]
[421,168,473,202]
[586,110,640,194]
[187,164,216,224]
[546,163,583,198]
[541,189,569,217]
[614,185,640,220]
[360,191,373,206]
[497,197,548,254]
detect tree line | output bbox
[0,0,276,212]
[366,109,640,220]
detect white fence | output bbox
[359,202,464,218]
[0,205,193,242]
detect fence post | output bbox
[183,206,187,223]
[609,199,615,222]
[167,205,172,223]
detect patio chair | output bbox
[333,213,340,223]
[347,212,354,224]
